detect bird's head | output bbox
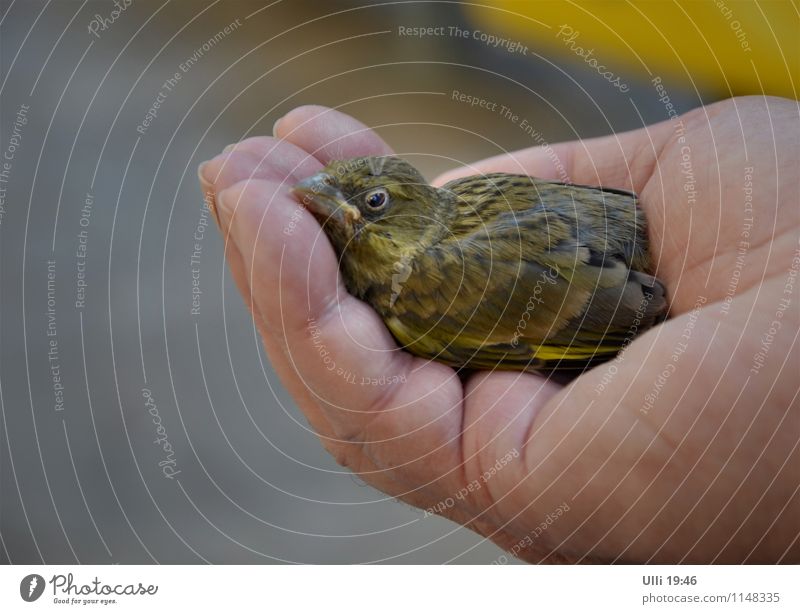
[292,156,441,246]
[292,156,446,297]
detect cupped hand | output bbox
[198,96,799,563]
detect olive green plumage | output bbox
[293,156,667,372]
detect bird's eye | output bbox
[364,189,388,210]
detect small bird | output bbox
[293,156,667,372]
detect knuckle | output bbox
[205,150,260,188]
[322,439,361,471]
[216,179,249,221]
[230,136,281,155]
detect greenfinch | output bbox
[293,156,667,372]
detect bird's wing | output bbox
[384,176,664,370]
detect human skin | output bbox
[198,96,799,563]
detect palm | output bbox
[201,97,798,563]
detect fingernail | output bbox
[197,160,214,191]
[197,162,221,227]
[223,143,235,153]
[272,116,284,136]
[215,186,234,230]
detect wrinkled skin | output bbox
[199,96,799,563]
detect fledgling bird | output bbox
[292,156,667,372]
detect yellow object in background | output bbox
[466,1,799,98]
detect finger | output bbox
[199,195,337,446]
[275,105,393,164]
[198,137,320,286]
[432,119,678,193]
[463,372,563,456]
[198,138,345,440]
[197,138,317,313]
[217,178,461,465]
[459,371,563,517]
[199,137,322,197]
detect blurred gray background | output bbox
[1,0,707,564]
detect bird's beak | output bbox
[291,173,362,226]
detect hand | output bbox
[198,96,799,563]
